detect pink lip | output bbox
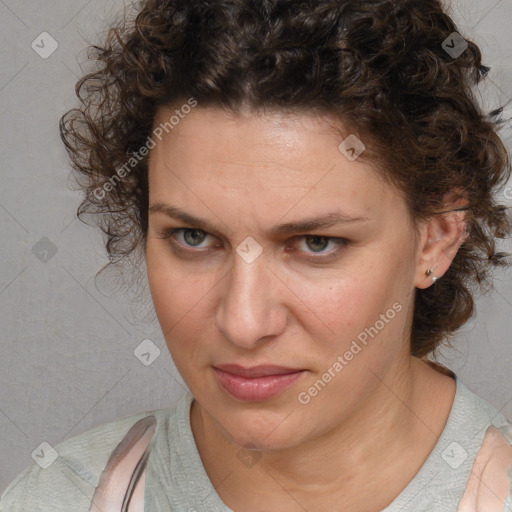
[213,364,306,402]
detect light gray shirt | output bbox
[2,374,512,511]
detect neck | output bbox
[190,356,455,511]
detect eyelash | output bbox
[157,228,349,261]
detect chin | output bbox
[209,400,310,452]
[229,426,303,453]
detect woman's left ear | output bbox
[415,191,468,290]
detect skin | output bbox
[145,104,466,511]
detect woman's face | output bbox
[145,105,426,450]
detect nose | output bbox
[215,249,287,349]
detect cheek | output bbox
[299,280,365,335]
[146,248,189,332]
[303,261,412,364]
[146,246,217,352]
[294,264,396,336]
[147,244,190,301]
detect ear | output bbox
[414,192,468,290]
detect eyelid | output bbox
[158,227,348,259]
[159,228,216,250]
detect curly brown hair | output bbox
[60,0,511,358]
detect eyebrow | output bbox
[148,203,370,236]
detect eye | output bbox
[157,228,348,260]
[158,228,215,249]
[292,235,348,260]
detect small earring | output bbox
[425,269,437,283]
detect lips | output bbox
[213,364,306,401]
[215,364,303,377]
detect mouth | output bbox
[213,364,306,402]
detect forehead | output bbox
[150,104,345,166]
[147,105,406,226]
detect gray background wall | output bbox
[1,0,511,493]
